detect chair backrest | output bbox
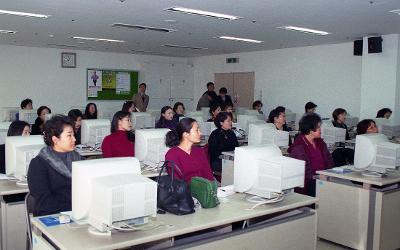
[24,193,35,250]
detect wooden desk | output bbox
[316,167,400,250]
[31,193,317,250]
[0,179,29,250]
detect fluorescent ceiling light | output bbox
[0,9,49,19]
[278,26,330,35]
[218,36,263,43]
[72,36,125,43]
[163,44,208,50]
[165,6,240,20]
[0,29,17,34]
[112,23,176,33]
[389,9,400,15]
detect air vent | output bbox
[112,23,176,33]
[226,57,239,63]
[163,44,208,50]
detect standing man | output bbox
[196,82,218,110]
[132,83,149,112]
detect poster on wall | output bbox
[86,68,139,100]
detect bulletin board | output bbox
[86,69,139,100]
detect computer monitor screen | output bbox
[321,124,346,145]
[248,123,289,147]
[197,121,217,137]
[19,110,37,124]
[80,119,111,147]
[72,157,141,221]
[354,133,400,174]
[131,112,155,130]
[135,128,170,167]
[2,107,19,122]
[234,145,304,199]
[5,135,44,176]
[237,114,265,134]
[0,122,11,145]
[89,173,157,232]
[15,144,45,181]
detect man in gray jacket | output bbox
[132,83,149,112]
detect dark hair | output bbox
[68,109,83,122]
[305,101,317,112]
[209,103,221,116]
[173,102,185,113]
[161,106,173,115]
[165,118,196,147]
[139,83,147,88]
[84,103,98,119]
[20,98,32,109]
[376,108,392,118]
[299,113,322,135]
[214,112,231,129]
[43,115,74,146]
[37,106,51,116]
[268,109,278,123]
[110,111,134,141]
[219,87,227,94]
[252,100,263,109]
[275,106,286,114]
[7,120,30,136]
[357,119,376,135]
[206,82,214,88]
[122,101,134,113]
[332,108,347,121]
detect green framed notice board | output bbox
[87,68,139,100]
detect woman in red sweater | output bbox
[101,111,135,158]
[165,118,214,184]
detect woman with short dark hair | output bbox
[27,115,82,216]
[331,108,354,167]
[376,108,392,119]
[165,118,214,184]
[252,100,263,114]
[101,111,135,158]
[288,113,334,196]
[356,119,378,135]
[84,103,97,119]
[173,102,185,122]
[68,109,83,145]
[208,112,239,172]
[207,104,221,122]
[268,106,292,145]
[156,106,178,130]
[31,106,51,135]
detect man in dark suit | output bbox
[216,87,233,109]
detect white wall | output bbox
[0,44,190,115]
[192,42,362,119]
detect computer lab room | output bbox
[0,0,399,249]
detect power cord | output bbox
[246,193,285,210]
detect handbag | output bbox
[156,160,195,215]
[190,177,220,208]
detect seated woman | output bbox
[208,112,239,172]
[122,101,139,113]
[268,106,292,145]
[207,104,221,122]
[0,121,30,173]
[165,118,214,184]
[223,103,236,122]
[16,98,33,120]
[288,113,334,197]
[173,102,185,122]
[252,100,264,114]
[84,103,97,119]
[67,109,83,145]
[331,108,354,167]
[376,108,392,119]
[27,115,82,216]
[102,111,135,158]
[31,106,51,135]
[356,119,378,135]
[156,106,178,130]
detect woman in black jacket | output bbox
[331,108,354,167]
[27,115,82,216]
[208,112,239,172]
[31,106,51,135]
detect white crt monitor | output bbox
[5,135,45,176]
[234,145,305,199]
[131,112,155,130]
[354,133,400,174]
[72,157,141,221]
[146,109,161,122]
[15,144,45,181]
[184,111,204,122]
[0,122,11,145]
[380,123,400,138]
[345,116,359,128]
[374,118,390,134]
[248,123,289,147]
[98,109,115,120]
[198,121,217,137]
[237,114,265,134]
[321,123,346,145]
[19,109,37,124]
[135,128,170,166]
[2,107,19,122]
[80,119,111,147]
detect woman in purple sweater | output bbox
[156,106,178,130]
[288,113,334,197]
[165,118,214,184]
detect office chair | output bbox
[24,192,35,250]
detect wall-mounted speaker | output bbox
[368,36,382,53]
[354,40,363,56]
